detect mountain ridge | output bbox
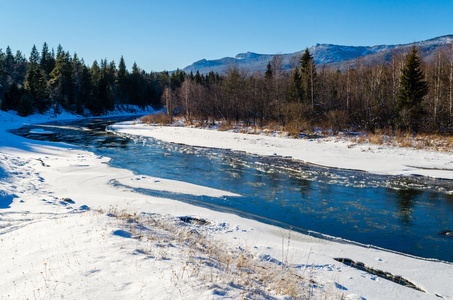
[182,35,453,75]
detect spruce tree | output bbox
[4,46,14,76]
[72,53,84,114]
[97,74,114,112]
[0,48,4,74]
[24,45,49,113]
[396,46,428,131]
[29,45,40,65]
[129,62,144,106]
[0,49,5,94]
[49,48,75,109]
[80,65,92,111]
[264,62,273,80]
[40,42,55,79]
[1,82,22,111]
[289,66,302,102]
[300,48,316,107]
[194,70,202,84]
[117,56,129,103]
[91,60,101,85]
[13,50,28,83]
[17,93,34,116]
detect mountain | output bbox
[182,35,453,75]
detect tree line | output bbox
[162,46,453,134]
[2,43,453,135]
[0,43,164,116]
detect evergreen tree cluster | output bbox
[0,43,161,116]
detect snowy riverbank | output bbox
[1,111,452,299]
[112,121,453,181]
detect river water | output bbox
[11,116,453,263]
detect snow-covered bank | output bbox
[112,121,453,180]
[1,111,453,299]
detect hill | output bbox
[182,35,453,74]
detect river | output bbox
[11,116,453,263]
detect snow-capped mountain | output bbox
[182,35,453,75]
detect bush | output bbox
[327,110,348,135]
[140,112,172,125]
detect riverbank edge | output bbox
[111,120,453,181]
[1,110,453,299]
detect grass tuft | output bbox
[96,206,338,299]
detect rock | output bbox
[440,230,453,237]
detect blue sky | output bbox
[0,0,451,72]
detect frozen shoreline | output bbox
[111,121,453,181]
[1,111,452,299]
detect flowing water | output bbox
[11,117,453,262]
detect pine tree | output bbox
[129,62,144,106]
[91,60,101,85]
[49,47,75,109]
[194,70,202,84]
[289,66,302,102]
[79,65,92,113]
[300,48,316,108]
[117,56,129,103]
[73,53,84,114]
[3,46,15,77]
[0,48,4,74]
[1,82,22,111]
[29,45,40,65]
[264,62,273,80]
[24,45,49,113]
[17,93,34,116]
[170,69,184,88]
[106,61,116,88]
[13,50,27,83]
[0,49,5,95]
[97,74,114,112]
[40,42,55,79]
[396,46,428,131]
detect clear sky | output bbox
[0,0,451,72]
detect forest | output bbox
[1,43,453,135]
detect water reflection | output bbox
[11,117,453,263]
[394,189,422,226]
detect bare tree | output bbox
[450,44,453,125]
[289,54,301,69]
[162,87,177,121]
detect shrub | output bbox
[140,112,172,125]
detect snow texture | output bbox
[0,109,452,299]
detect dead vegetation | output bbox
[139,113,453,153]
[347,130,453,152]
[96,206,341,299]
[140,112,173,125]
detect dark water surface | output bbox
[11,117,453,262]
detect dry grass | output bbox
[97,206,339,299]
[140,112,172,125]
[217,122,234,131]
[144,115,453,153]
[350,130,453,152]
[284,121,302,138]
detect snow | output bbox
[1,110,453,299]
[111,121,453,181]
[29,128,54,134]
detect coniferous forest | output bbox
[0,43,162,116]
[1,43,453,135]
